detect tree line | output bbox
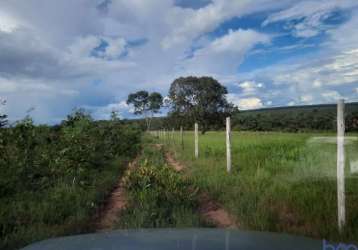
[232,104,358,132]
[126,76,358,132]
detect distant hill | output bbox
[126,102,358,132]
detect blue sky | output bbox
[0,0,358,123]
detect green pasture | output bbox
[158,131,358,242]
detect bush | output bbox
[0,112,141,250]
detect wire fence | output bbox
[149,99,358,234]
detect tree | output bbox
[0,99,8,128]
[168,76,235,133]
[110,109,121,122]
[127,91,163,130]
[62,108,92,127]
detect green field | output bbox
[159,131,358,242]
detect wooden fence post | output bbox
[337,99,346,233]
[172,128,175,144]
[195,123,199,158]
[180,126,184,150]
[226,117,232,173]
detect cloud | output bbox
[227,94,263,110]
[174,0,212,10]
[161,0,288,49]
[86,101,133,120]
[0,10,19,32]
[267,49,358,88]
[263,0,358,37]
[321,90,342,102]
[1,0,357,124]
[69,35,127,60]
[328,13,358,50]
[300,94,313,103]
[287,101,295,106]
[68,35,102,58]
[235,47,358,106]
[103,37,127,59]
[233,7,358,107]
[238,80,264,95]
[0,77,79,96]
[183,29,270,75]
[0,30,134,83]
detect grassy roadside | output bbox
[160,131,358,242]
[116,140,206,229]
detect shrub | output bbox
[0,112,141,250]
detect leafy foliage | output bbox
[0,110,141,250]
[168,76,235,133]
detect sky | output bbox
[0,0,358,124]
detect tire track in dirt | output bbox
[95,158,138,231]
[164,149,238,228]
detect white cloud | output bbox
[227,94,263,110]
[183,29,270,75]
[238,97,263,110]
[238,80,264,94]
[321,90,342,102]
[300,94,313,103]
[87,101,132,120]
[0,10,19,32]
[68,35,127,60]
[103,37,127,59]
[263,0,358,38]
[254,47,358,92]
[211,29,269,53]
[328,14,358,50]
[162,0,288,49]
[288,101,295,106]
[68,35,102,58]
[0,77,79,96]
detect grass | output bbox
[116,142,206,229]
[160,131,358,242]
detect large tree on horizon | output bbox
[127,90,163,130]
[168,76,235,133]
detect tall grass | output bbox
[161,131,358,242]
[116,143,205,229]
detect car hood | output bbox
[22,228,323,250]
